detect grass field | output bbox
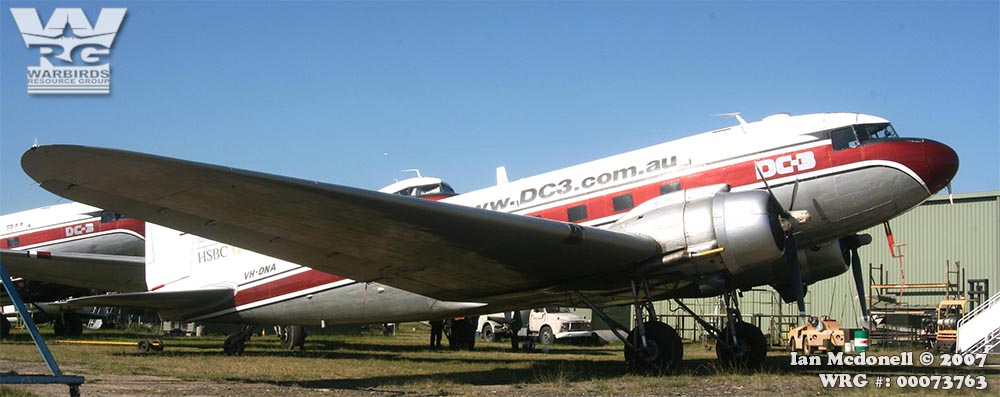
[1,323,998,396]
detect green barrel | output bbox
[853,329,869,352]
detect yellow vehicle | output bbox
[930,299,972,354]
[788,317,846,354]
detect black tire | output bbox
[539,325,555,345]
[715,322,766,369]
[447,318,476,351]
[787,338,796,353]
[482,323,496,343]
[930,342,940,355]
[279,325,307,350]
[137,339,151,352]
[151,339,164,352]
[0,316,10,339]
[54,314,83,337]
[624,321,683,374]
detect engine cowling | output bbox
[771,240,851,303]
[609,185,786,293]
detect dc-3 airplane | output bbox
[9,112,958,372]
[0,202,145,336]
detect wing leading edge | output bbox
[21,145,661,302]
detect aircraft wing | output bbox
[36,287,235,320]
[21,145,661,302]
[0,249,147,293]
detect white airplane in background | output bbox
[0,203,145,336]
[12,112,958,372]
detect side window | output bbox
[567,205,588,222]
[100,211,121,223]
[6,237,20,248]
[831,127,858,150]
[659,182,681,195]
[612,194,634,211]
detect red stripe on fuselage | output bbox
[0,218,145,249]
[232,269,346,307]
[524,140,928,223]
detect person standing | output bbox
[429,319,443,348]
[510,310,523,351]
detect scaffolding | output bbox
[653,289,803,348]
[867,260,965,347]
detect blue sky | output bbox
[2,1,998,214]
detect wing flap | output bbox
[22,145,661,301]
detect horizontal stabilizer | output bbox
[0,249,146,292]
[38,287,235,321]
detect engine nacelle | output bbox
[609,185,786,289]
[770,240,852,303]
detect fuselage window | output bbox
[612,194,634,211]
[567,205,588,222]
[659,182,681,195]
[6,237,19,248]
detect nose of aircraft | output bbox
[918,140,959,194]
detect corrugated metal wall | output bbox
[627,191,999,341]
[815,191,1000,329]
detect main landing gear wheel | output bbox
[573,280,686,376]
[54,314,83,337]
[625,321,683,374]
[446,318,476,351]
[715,321,766,369]
[278,325,307,350]
[0,315,10,339]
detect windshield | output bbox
[831,123,898,150]
[393,183,456,197]
[546,307,572,313]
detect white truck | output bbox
[478,307,594,345]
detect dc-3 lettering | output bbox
[64,223,95,237]
[756,151,816,179]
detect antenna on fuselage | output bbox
[401,169,423,178]
[713,112,749,133]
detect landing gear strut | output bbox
[673,290,767,369]
[223,323,256,355]
[576,280,683,374]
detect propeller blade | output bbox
[784,232,806,318]
[788,178,800,211]
[947,183,954,205]
[850,248,871,329]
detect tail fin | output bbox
[145,223,196,291]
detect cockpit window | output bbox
[831,123,898,151]
[855,123,898,141]
[393,183,456,197]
